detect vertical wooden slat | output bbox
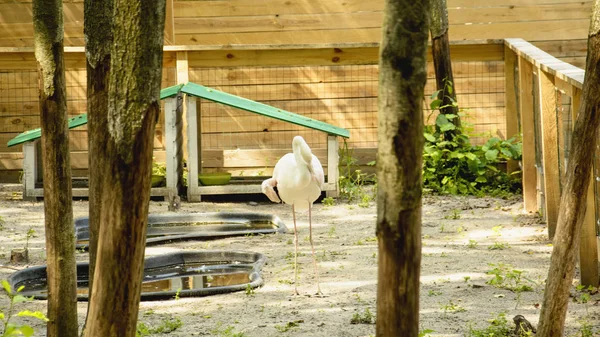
[556,89,565,184]
[164,0,175,45]
[518,56,537,213]
[537,68,560,239]
[187,97,200,202]
[22,140,37,201]
[164,97,178,200]
[176,51,189,161]
[504,46,519,173]
[572,87,600,287]
[326,135,339,198]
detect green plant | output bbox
[210,323,246,337]
[328,226,337,238]
[338,140,376,203]
[24,228,35,251]
[174,287,182,300]
[440,300,466,315]
[245,284,255,296]
[275,320,302,332]
[423,81,522,196]
[0,280,48,337]
[445,209,461,219]
[322,197,335,207]
[151,160,166,177]
[0,217,4,231]
[428,290,442,296]
[467,239,478,248]
[466,312,512,337]
[486,263,533,292]
[419,329,435,337]
[350,308,375,324]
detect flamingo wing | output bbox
[261,177,281,203]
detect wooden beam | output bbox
[504,45,519,173]
[163,97,178,199]
[537,68,561,239]
[22,140,37,201]
[572,87,600,287]
[518,56,537,213]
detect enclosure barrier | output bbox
[504,38,599,287]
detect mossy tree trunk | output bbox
[83,0,112,331]
[537,0,600,335]
[376,0,430,336]
[83,0,165,336]
[430,0,461,130]
[32,0,78,336]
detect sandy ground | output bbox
[0,187,598,337]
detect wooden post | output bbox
[186,96,201,202]
[22,141,38,201]
[572,87,600,287]
[176,51,189,161]
[326,135,339,198]
[504,46,519,173]
[164,97,178,200]
[537,69,560,239]
[518,57,538,213]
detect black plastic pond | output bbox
[75,212,288,249]
[8,251,266,301]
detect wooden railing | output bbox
[504,38,599,287]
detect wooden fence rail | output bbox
[504,38,599,287]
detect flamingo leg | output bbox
[292,204,300,296]
[308,203,323,296]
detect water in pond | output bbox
[14,262,253,299]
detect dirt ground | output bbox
[0,186,598,336]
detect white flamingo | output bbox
[261,136,324,296]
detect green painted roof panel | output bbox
[160,84,183,100]
[7,114,88,147]
[181,82,350,138]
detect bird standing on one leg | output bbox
[261,136,324,296]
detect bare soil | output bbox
[0,187,598,336]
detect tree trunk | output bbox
[537,1,600,335]
[83,0,112,331]
[376,1,430,336]
[430,0,460,129]
[32,0,78,336]
[83,0,165,336]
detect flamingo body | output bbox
[261,136,325,295]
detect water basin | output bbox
[8,251,266,300]
[75,212,288,249]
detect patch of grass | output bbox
[488,242,510,250]
[350,308,375,324]
[136,316,183,336]
[0,216,4,230]
[428,290,442,296]
[419,329,435,337]
[440,300,466,315]
[245,284,255,297]
[467,239,478,248]
[275,320,302,332]
[328,226,337,238]
[466,312,511,337]
[210,323,246,337]
[444,209,461,220]
[322,197,335,207]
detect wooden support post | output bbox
[22,140,38,201]
[572,87,600,287]
[186,96,201,202]
[164,97,178,201]
[537,69,561,239]
[504,46,519,174]
[326,135,339,198]
[518,57,537,213]
[176,51,189,161]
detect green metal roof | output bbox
[7,114,88,147]
[181,82,350,138]
[8,82,349,147]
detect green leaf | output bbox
[441,176,450,185]
[444,113,458,120]
[485,149,499,161]
[440,123,456,132]
[424,133,436,142]
[465,153,477,161]
[2,280,12,295]
[366,161,376,166]
[436,114,450,127]
[17,310,49,322]
[430,99,442,110]
[431,90,442,100]
[12,295,30,304]
[0,312,4,320]
[500,148,512,158]
[16,285,24,293]
[475,176,487,183]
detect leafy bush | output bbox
[423,83,522,196]
[1,280,48,337]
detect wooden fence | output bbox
[0,41,507,182]
[505,38,599,287]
